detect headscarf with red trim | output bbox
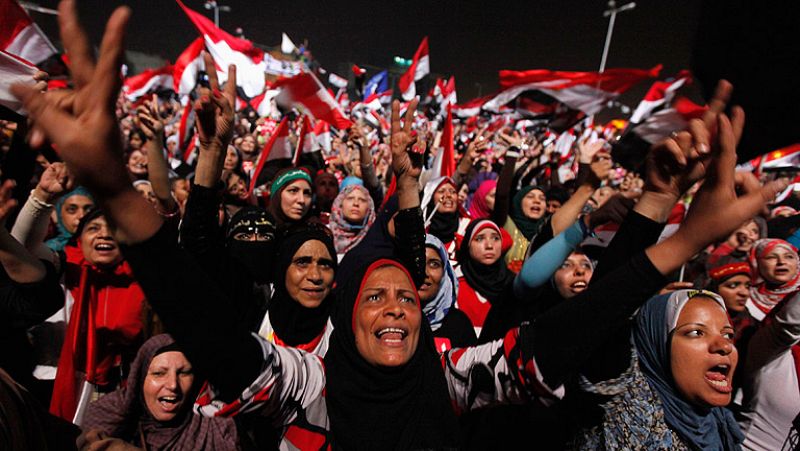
[456,219,515,304]
[748,238,800,315]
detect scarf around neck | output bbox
[510,185,547,241]
[328,185,376,255]
[748,239,800,314]
[456,219,514,304]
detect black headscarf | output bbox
[268,222,338,346]
[510,185,548,241]
[325,258,460,450]
[457,219,515,304]
[226,206,277,284]
[423,177,460,244]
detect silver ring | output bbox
[670,131,680,140]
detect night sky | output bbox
[27,0,800,160]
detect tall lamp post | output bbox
[203,0,231,27]
[598,0,636,73]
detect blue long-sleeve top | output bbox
[513,219,586,299]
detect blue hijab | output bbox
[45,187,94,252]
[634,290,744,451]
[423,235,458,331]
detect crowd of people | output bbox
[2,1,800,450]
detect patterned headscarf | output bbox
[748,239,800,314]
[328,185,376,255]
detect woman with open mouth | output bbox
[746,239,800,322]
[420,176,471,269]
[570,290,742,450]
[80,334,238,450]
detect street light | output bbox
[393,56,413,67]
[203,0,231,27]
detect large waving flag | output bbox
[313,120,332,153]
[173,38,205,97]
[123,64,174,102]
[0,0,56,64]
[0,49,38,116]
[629,70,691,124]
[176,0,266,98]
[485,65,661,115]
[398,37,430,101]
[274,72,353,129]
[434,76,457,111]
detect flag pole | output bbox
[598,1,637,74]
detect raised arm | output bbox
[136,95,177,215]
[745,291,800,372]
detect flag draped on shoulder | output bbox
[176,0,266,98]
[274,72,353,129]
[485,65,661,115]
[0,0,56,64]
[398,37,430,101]
[123,64,174,102]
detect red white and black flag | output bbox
[0,0,56,65]
[398,37,430,101]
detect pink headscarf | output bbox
[748,238,800,314]
[468,180,497,220]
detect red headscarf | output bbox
[468,180,497,220]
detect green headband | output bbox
[270,169,312,199]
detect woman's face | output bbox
[469,227,502,265]
[129,133,143,151]
[757,246,799,285]
[342,189,369,225]
[670,296,738,408]
[225,173,249,201]
[280,180,312,221]
[60,194,94,234]
[127,150,148,176]
[143,351,194,422]
[434,183,458,214]
[553,252,593,299]
[717,274,750,313]
[285,240,335,308]
[354,265,421,367]
[485,188,496,212]
[457,184,469,205]
[520,189,546,220]
[239,135,257,155]
[223,146,239,171]
[418,247,444,303]
[80,216,123,267]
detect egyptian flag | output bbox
[0,49,38,118]
[629,71,691,124]
[274,72,353,129]
[0,0,56,64]
[398,37,430,101]
[173,38,205,97]
[737,143,800,175]
[485,65,661,115]
[313,120,332,154]
[428,105,456,178]
[632,96,706,144]
[123,64,174,102]
[433,76,457,112]
[249,117,292,194]
[293,115,319,168]
[176,0,266,98]
[250,88,280,118]
[452,93,495,118]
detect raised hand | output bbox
[586,151,613,187]
[194,52,236,149]
[390,98,422,182]
[11,0,131,195]
[135,94,164,141]
[643,80,740,200]
[576,135,606,164]
[34,162,71,204]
